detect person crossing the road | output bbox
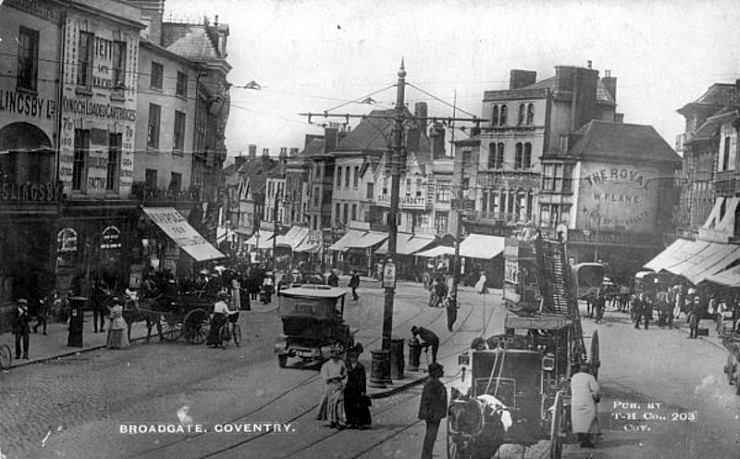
[12,299,31,360]
[348,271,360,301]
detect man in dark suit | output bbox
[418,362,447,459]
[348,271,360,301]
[411,326,440,363]
[13,299,31,359]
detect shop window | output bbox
[17,27,39,91]
[112,41,127,88]
[173,111,186,152]
[176,71,187,97]
[77,32,94,87]
[147,104,161,149]
[106,133,121,192]
[170,172,182,193]
[72,129,89,191]
[527,103,534,125]
[150,62,163,89]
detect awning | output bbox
[328,229,367,251]
[274,226,309,250]
[643,238,692,272]
[245,229,275,249]
[353,230,388,249]
[294,237,320,253]
[143,207,225,262]
[416,246,455,258]
[705,264,740,287]
[459,234,505,259]
[662,240,711,274]
[376,233,436,255]
[675,243,740,284]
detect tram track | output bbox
[130,293,444,459]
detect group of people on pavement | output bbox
[316,344,371,430]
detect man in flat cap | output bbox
[13,299,31,359]
[418,362,446,459]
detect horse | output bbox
[447,395,513,459]
[121,294,165,343]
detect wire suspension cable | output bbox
[406,82,478,118]
[322,83,397,113]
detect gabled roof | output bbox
[237,157,278,194]
[166,26,221,61]
[564,120,680,165]
[337,110,395,151]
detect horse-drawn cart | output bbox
[123,293,215,345]
[447,235,601,458]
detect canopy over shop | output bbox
[375,232,436,279]
[329,229,388,275]
[140,207,224,282]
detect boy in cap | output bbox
[13,299,31,359]
[418,362,446,459]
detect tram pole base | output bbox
[369,349,392,388]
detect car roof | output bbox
[280,285,346,299]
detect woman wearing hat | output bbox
[207,291,234,348]
[316,345,347,429]
[106,297,130,350]
[344,344,371,429]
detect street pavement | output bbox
[0,280,739,458]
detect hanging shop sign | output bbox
[57,228,78,253]
[100,226,121,249]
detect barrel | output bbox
[369,350,392,387]
[408,339,422,371]
[390,337,405,379]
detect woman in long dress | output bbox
[316,348,347,428]
[107,298,130,349]
[344,345,371,429]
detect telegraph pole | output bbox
[272,187,280,267]
[299,62,483,385]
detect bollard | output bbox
[67,296,86,347]
[369,349,392,387]
[408,339,422,371]
[390,337,405,380]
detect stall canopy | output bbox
[669,242,740,284]
[353,230,388,249]
[416,245,455,258]
[706,264,740,288]
[294,237,320,253]
[643,238,693,272]
[274,226,309,250]
[376,232,436,255]
[328,229,367,251]
[459,234,505,259]
[143,207,224,262]
[245,229,275,250]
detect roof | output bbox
[692,109,738,140]
[706,264,740,288]
[166,26,222,61]
[237,157,278,194]
[416,245,455,258]
[376,233,436,255]
[459,234,505,259]
[564,120,681,165]
[336,109,430,153]
[677,83,739,115]
[493,74,614,104]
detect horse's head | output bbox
[448,399,483,436]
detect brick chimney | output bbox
[289,148,299,156]
[414,102,428,120]
[602,69,617,102]
[262,148,270,158]
[279,147,288,162]
[324,127,339,153]
[248,144,257,158]
[510,70,537,90]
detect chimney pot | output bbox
[587,60,592,69]
[605,69,611,77]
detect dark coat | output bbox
[327,273,339,287]
[345,362,371,426]
[418,377,447,422]
[12,307,31,335]
[415,327,439,346]
[349,274,360,288]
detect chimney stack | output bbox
[289,148,299,157]
[602,70,617,103]
[324,127,338,153]
[510,70,537,90]
[279,147,288,162]
[430,122,446,160]
[248,144,257,158]
[414,102,427,120]
[587,60,592,69]
[262,148,270,158]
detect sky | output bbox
[164,0,740,158]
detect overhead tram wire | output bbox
[406,82,478,119]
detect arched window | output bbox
[491,105,499,126]
[515,143,523,169]
[526,103,534,125]
[518,104,525,125]
[523,142,532,169]
[497,143,505,169]
[500,105,508,126]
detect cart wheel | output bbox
[0,344,12,370]
[158,314,183,342]
[233,324,242,347]
[590,330,600,380]
[278,354,287,368]
[183,309,210,345]
[549,390,564,459]
[219,324,231,346]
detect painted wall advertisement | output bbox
[576,162,661,234]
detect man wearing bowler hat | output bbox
[418,362,446,459]
[13,299,31,359]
